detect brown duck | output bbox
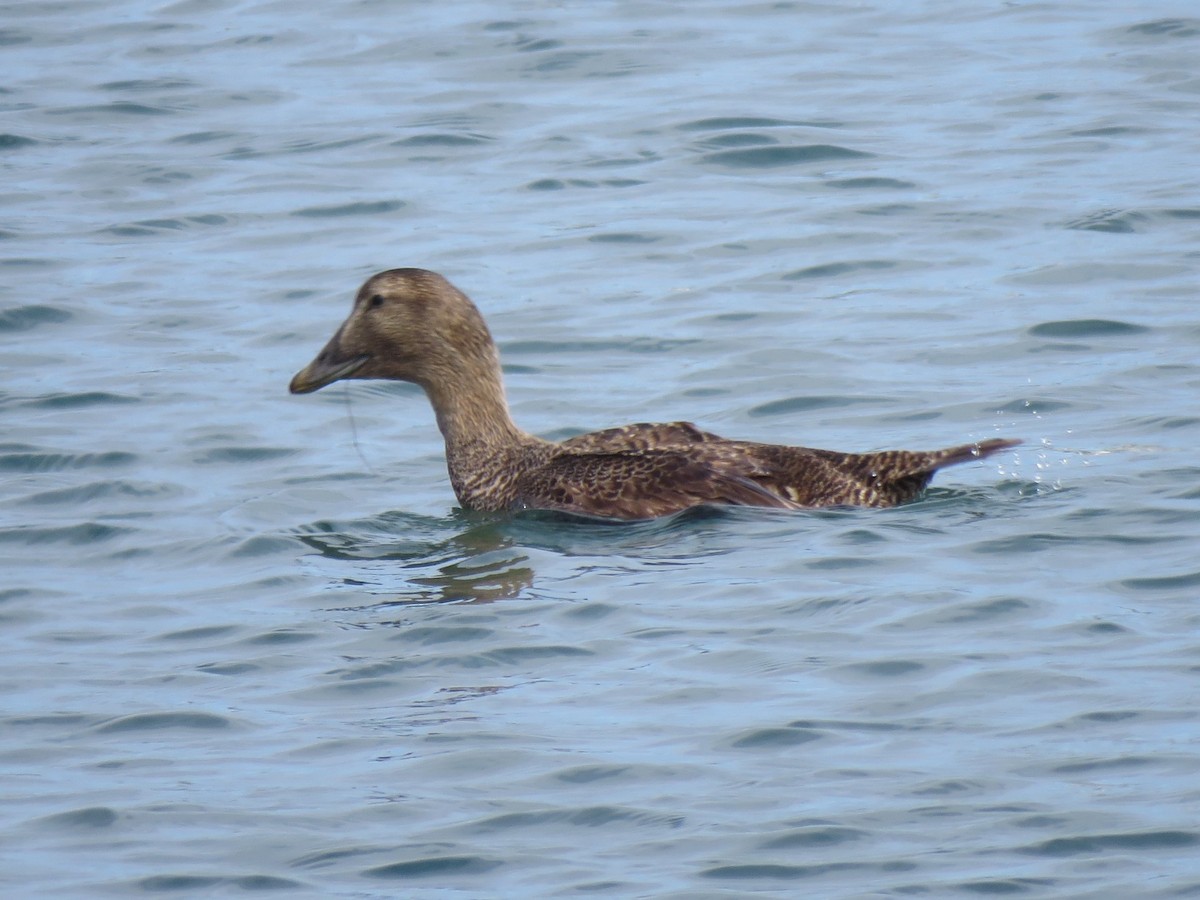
[289,269,1020,519]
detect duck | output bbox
[289,268,1020,519]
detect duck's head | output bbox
[289,268,498,395]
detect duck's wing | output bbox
[513,447,800,520]
[558,421,726,453]
[750,437,1023,507]
[515,436,1022,517]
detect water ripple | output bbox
[0,304,72,332]
[702,144,872,168]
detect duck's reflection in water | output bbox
[297,515,534,605]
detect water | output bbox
[4,1,1200,896]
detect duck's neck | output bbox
[421,354,549,510]
[426,362,523,448]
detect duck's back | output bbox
[515,422,1018,518]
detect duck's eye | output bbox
[368,294,385,309]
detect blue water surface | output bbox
[3,1,1200,896]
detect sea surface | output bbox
[4,1,1200,897]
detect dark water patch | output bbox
[782,259,899,280]
[1126,19,1200,38]
[237,134,383,157]
[554,765,633,784]
[1051,755,1156,774]
[101,215,229,237]
[1064,209,1148,233]
[899,596,1032,625]
[525,50,600,74]
[826,176,916,189]
[695,132,778,149]
[514,36,564,52]
[1120,570,1200,592]
[703,144,871,168]
[92,711,237,734]
[503,363,539,377]
[787,718,911,734]
[240,629,316,646]
[198,661,259,676]
[228,535,300,558]
[702,862,865,880]
[629,627,688,641]
[582,152,661,169]
[1021,830,1199,856]
[561,601,619,622]
[993,398,1073,415]
[47,101,173,117]
[138,168,191,186]
[972,532,1161,554]
[327,658,413,680]
[0,522,135,546]
[0,304,71,332]
[169,130,240,144]
[1162,207,1200,220]
[808,555,881,573]
[1127,415,1200,431]
[859,203,916,217]
[526,178,568,190]
[6,712,92,729]
[678,116,838,131]
[34,806,119,829]
[484,20,532,32]
[0,133,39,149]
[193,446,295,464]
[15,391,138,410]
[393,133,492,147]
[837,659,925,678]
[587,232,660,244]
[469,805,680,832]
[231,876,304,890]
[1081,620,1132,636]
[911,779,984,797]
[0,28,32,46]
[100,78,195,92]
[482,644,593,665]
[504,337,699,356]
[0,257,56,268]
[956,878,1055,894]
[728,725,824,749]
[158,625,238,642]
[748,394,883,417]
[759,826,867,849]
[136,875,223,891]
[390,625,495,646]
[1072,710,1141,724]
[291,200,405,218]
[1071,125,1148,137]
[132,873,303,891]
[1028,319,1148,338]
[312,675,403,695]
[524,177,644,191]
[364,855,500,879]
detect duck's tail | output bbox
[925,437,1023,471]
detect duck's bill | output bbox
[288,355,369,394]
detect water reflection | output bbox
[297,513,534,603]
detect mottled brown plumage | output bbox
[290,269,1020,519]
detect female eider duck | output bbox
[289,268,1020,520]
